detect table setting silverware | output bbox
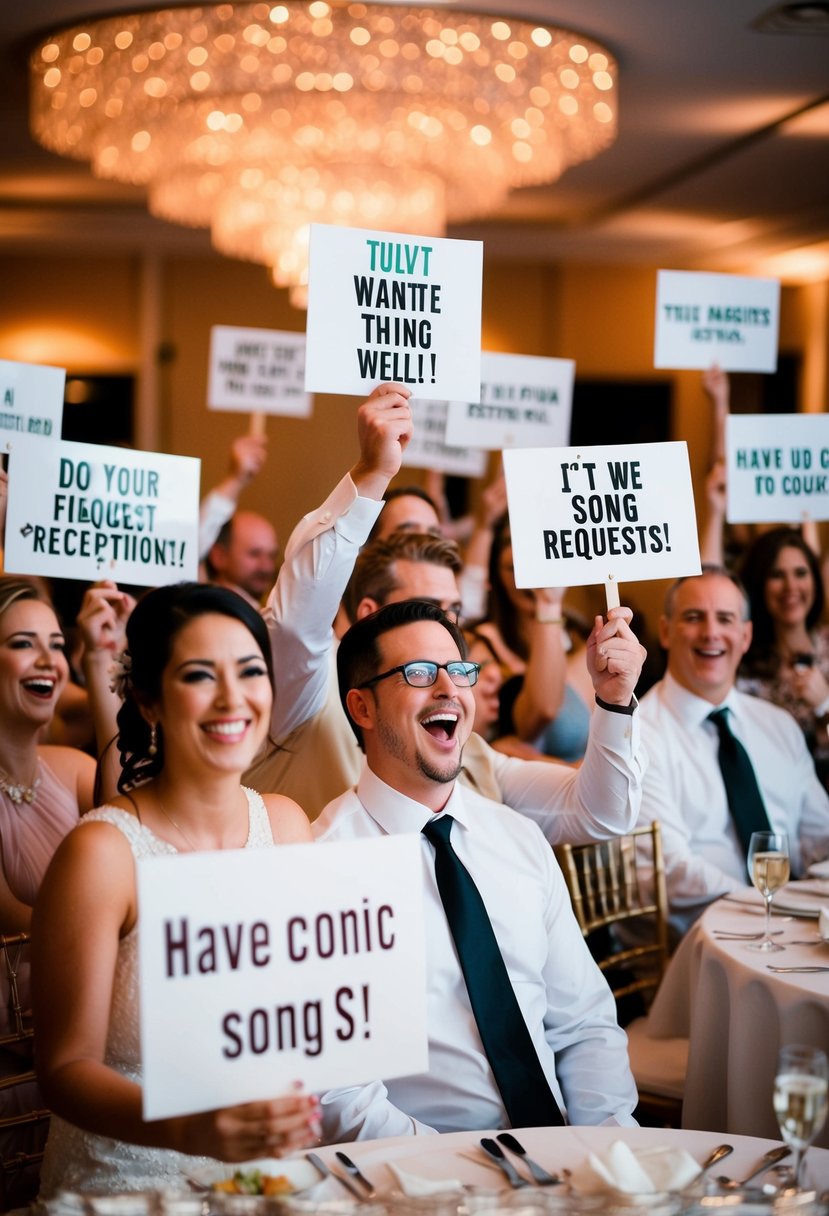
[697,1144,733,1174]
[335,1152,376,1197]
[716,1145,791,1189]
[713,930,784,940]
[495,1132,564,1185]
[766,965,829,973]
[479,1138,528,1188]
[306,1151,365,1199]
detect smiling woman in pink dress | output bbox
[0,578,96,935]
[0,576,97,1206]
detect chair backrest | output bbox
[0,932,50,1211]
[554,821,670,1008]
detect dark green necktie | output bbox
[422,813,565,1127]
[707,707,772,857]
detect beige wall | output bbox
[0,248,825,623]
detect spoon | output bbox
[698,1144,733,1175]
[717,1145,791,1189]
[495,1132,564,1185]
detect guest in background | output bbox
[0,577,97,1206]
[474,515,591,762]
[634,566,829,939]
[738,527,829,790]
[33,582,316,1197]
[365,484,442,543]
[206,510,280,609]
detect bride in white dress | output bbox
[32,582,317,1197]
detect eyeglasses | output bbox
[360,660,480,690]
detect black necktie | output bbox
[707,707,772,857]
[422,814,565,1127]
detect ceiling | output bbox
[2,0,829,281]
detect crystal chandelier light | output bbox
[30,2,618,307]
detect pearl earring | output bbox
[148,723,158,757]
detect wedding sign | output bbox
[503,441,700,589]
[726,413,829,523]
[4,437,200,586]
[444,352,574,450]
[138,836,428,1120]
[403,398,487,477]
[654,270,780,372]
[304,223,483,401]
[208,326,311,417]
[0,358,65,442]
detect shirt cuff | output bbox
[595,694,637,716]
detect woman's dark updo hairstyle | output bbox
[739,527,824,671]
[116,581,274,793]
[486,513,527,660]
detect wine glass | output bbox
[773,1044,829,1189]
[746,830,789,952]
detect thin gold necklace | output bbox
[154,789,246,852]
[0,763,41,806]
[155,790,200,853]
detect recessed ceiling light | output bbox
[752,1,829,34]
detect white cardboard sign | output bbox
[304,224,483,401]
[444,353,574,450]
[4,437,200,586]
[654,270,780,372]
[726,413,829,523]
[0,358,65,442]
[138,836,428,1120]
[503,441,701,589]
[208,326,311,418]
[403,398,488,478]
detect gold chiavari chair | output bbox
[555,821,688,1126]
[0,932,50,1211]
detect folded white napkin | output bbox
[819,906,829,942]
[387,1163,464,1196]
[808,859,829,880]
[569,1141,701,1196]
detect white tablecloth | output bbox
[647,896,829,1147]
[310,1124,829,1194]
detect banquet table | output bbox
[647,892,829,1147]
[309,1124,829,1196]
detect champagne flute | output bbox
[773,1044,828,1189]
[746,830,789,952]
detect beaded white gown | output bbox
[39,789,275,1198]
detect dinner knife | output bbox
[335,1151,377,1197]
[306,1151,365,1200]
[479,1138,528,1188]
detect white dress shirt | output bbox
[636,672,829,936]
[314,767,638,1142]
[252,472,645,830]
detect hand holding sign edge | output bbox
[586,606,646,706]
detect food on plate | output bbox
[211,1169,295,1196]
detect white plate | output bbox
[187,1157,320,1196]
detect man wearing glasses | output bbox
[314,599,638,1141]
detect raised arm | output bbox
[199,432,269,560]
[266,384,413,742]
[77,581,135,802]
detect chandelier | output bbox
[30,3,618,307]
